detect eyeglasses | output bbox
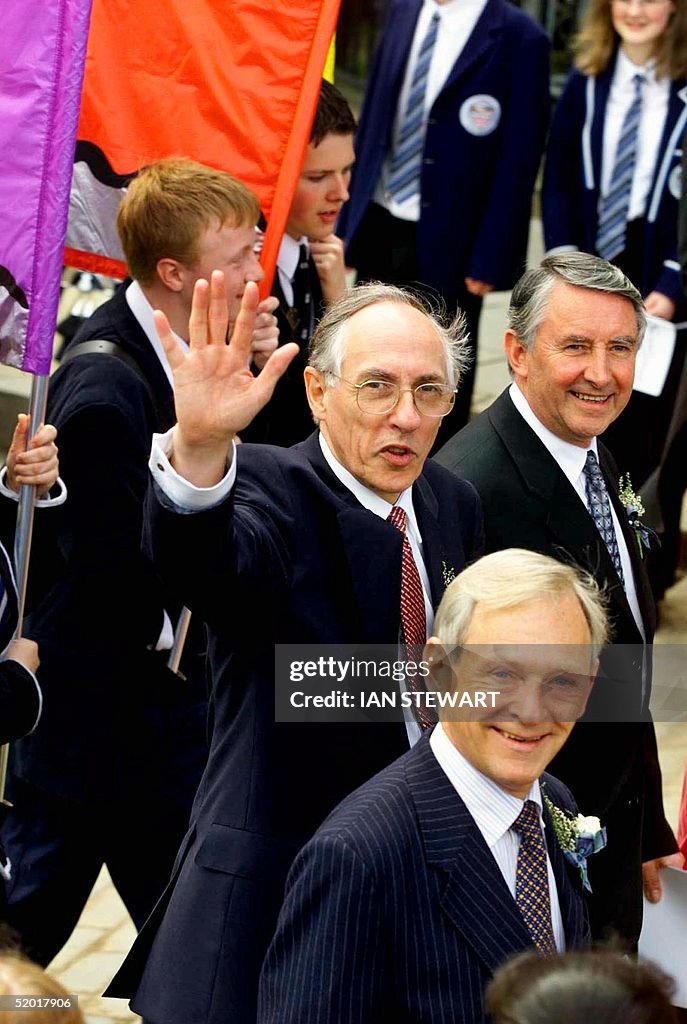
[329,374,457,417]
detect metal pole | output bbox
[0,374,49,802]
[167,606,192,676]
[14,375,50,629]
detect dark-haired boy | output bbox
[243,79,356,445]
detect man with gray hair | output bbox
[109,274,484,1024]
[436,251,681,948]
[259,549,603,1024]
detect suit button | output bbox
[423,157,434,165]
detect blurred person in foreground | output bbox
[486,949,678,1024]
[0,951,84,1024]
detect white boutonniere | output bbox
[542,793,607,893]
[618,474,658,560]
[442,560,456,588]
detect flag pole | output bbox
[167,607,192,675]
[0,373,49,802]
[14,374,50,627]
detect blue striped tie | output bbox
[596,74,644,261]
[584,450,625,586]
[386,11,440,205]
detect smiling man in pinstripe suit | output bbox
[258,550,605,1024]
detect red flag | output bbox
[65,0,341,294]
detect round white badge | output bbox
[668,162,682,200]
[459,94,501,137]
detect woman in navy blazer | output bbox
[542,0,687,510]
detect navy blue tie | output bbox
[584,451,625,586]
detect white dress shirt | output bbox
[375,0,489,221]
[430,723,566,951]
[125,280,188,389]
[277,234,308,308]
[509,383,644,637]
[600,51,670,221]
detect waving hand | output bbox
[157,272,298,485]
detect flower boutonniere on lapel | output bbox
[618,474,658,559]
[442,560,456,589]
[542,794,607,893]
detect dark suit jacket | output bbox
[110,434,484,1024]
[241,258,323,447]
[339,0,550,295]
[543,57,687,309]
[258,735,589,1024]
[435,389,677,945]
[12,286,208,804]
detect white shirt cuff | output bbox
[0,466,67,507]
[155,609,174,652]
[149,428,237,511]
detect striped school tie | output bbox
[596,73,644,261]
[386,11,440,205]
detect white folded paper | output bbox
[639,865,687,1007]
[633,315,677,398]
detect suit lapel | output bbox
[541,789,589,949]
[489,392,646,639]
[386,2,425,103]
[600,446,656,638]
[299,434,403,642]
[412,474,445,608]
[590,65,614,198]
[440,0,503,96]
[407,741,534,974]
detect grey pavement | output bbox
[1,220,685,1020]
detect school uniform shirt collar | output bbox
[126,280,187,391]
[278,233,308,280]
[616,48,658,87]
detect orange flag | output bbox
[65,0,341,293]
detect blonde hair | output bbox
[0,953,84,1024]
[433,549,609,655]
[117,157,260,285]
[573,0,687,78]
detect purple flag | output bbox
[0,0,93,375]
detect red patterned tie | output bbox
[512,800,557,956]
[388,506,432,730]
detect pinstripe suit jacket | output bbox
[258,735,589,1024]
